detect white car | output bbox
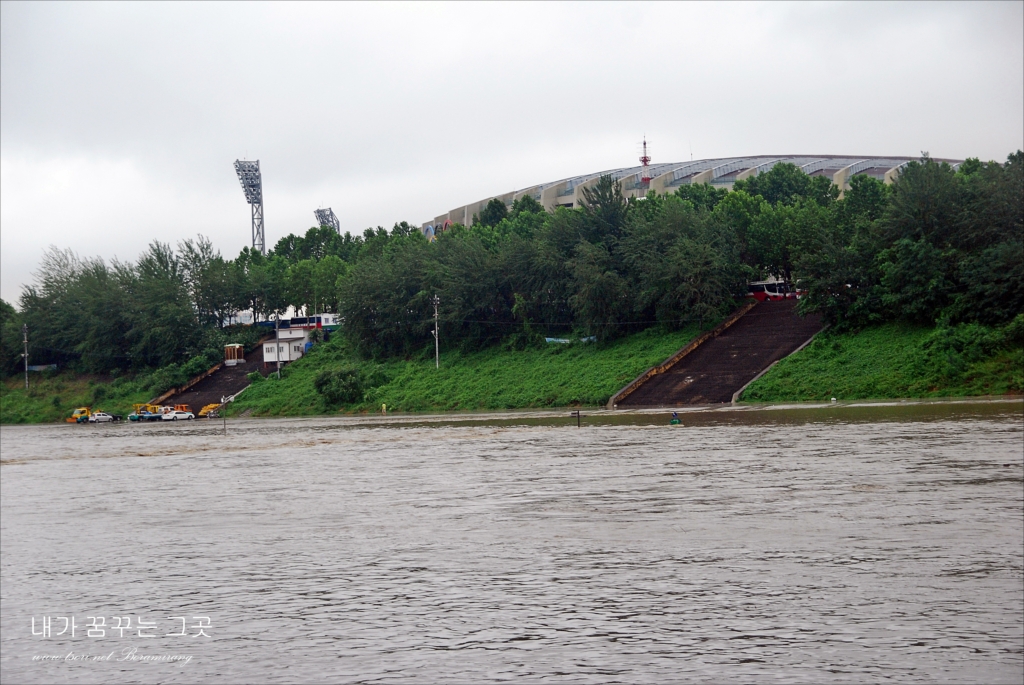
[88,412,115,423]
[162,410,195,421]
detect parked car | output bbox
[88,412,115,423]
[162,410,195,421]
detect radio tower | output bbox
[639,136,652,188]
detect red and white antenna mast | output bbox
[639,136,652,187]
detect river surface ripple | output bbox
[1,402,1022,684]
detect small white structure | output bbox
[263,328,312,365]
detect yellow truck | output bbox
[128,404,165,422]
[67,407,91,423]
[198,403,222,418]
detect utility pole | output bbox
[432,295,440,369]
[22,323,28,390]
[275,313,281,379]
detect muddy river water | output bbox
[1,401,1022,684]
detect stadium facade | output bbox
[421,154,963,237]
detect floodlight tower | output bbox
[314,208,341,234]
[234,159,265,254]
[639,136,652,187]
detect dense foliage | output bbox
[2,152,1020,380]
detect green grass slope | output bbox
[741,318,1023,402]
[1,373,153,424]
[227,325,707,416]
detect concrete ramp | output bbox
[615,300,822,407]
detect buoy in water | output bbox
[670,411,681,425]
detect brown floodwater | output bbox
[1,400,1022,683]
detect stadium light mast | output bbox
[314,208,341,234]
[234,159,265,254]
[639,136,652,188]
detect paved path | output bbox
[619,300,822,406]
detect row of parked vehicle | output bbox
[128,404,196,422]
[67,404,197,424]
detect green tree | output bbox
[286,259,317,315]
[569,240,630,341]
[748,201,830,281]
[123,241,200,369]
[0,299,24,377]
[674,183,729,211]
[338,236,430,357]
[510,195,545,216]
[315,255,347,313]
[579,175,628,242]
[477,198,509,227]
[733,163,812,205]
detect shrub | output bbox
[313,367,364,405]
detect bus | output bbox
[747,279,802,302]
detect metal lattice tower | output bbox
[639,136,652,186]
[314,207,341,234]
[234,159,265,254]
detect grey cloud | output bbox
[2,1,1021,302]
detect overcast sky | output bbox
[2,1,1022,303]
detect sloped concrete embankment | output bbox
[157,341,272,411]
[611,300,823,407]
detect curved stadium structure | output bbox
[421,154,963,235]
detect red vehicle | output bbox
[747,280,802,302]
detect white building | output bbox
[263,328,311,365]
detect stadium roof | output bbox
[422,154,963,233]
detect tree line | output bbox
[2,152,1020,377]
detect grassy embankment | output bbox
[0,373,153,424]
[225,324,709,416]
[740,317,1024,402]
[5,316,1020,423]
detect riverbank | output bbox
[224,316,1024,416]
[4,316,1020,423]
[224,324,708,417]
[740,316,1023,403]
[0,373,152,424]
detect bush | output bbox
[313,367,364,405]
[247,371,263,383]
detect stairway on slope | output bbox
[165,345,271,412]
[618,300,822,407]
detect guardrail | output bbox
[606,300,758,409]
